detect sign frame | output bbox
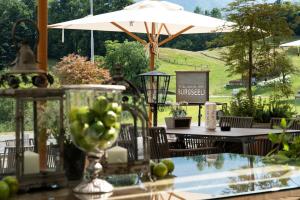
[176,71,210,104]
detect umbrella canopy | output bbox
[49,0,233,35]
[280,40,300,56]
[280,40,300,47]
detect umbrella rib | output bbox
[163,23,171,36]
[155,24,164,42]
[144,22,153,43]
[111,22,147,45]
[158,25,194,47]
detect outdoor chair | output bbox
[47,144,59,169]
[219,116,253,128]
[149,127,220,159]
[247,138,273,156]
[270,118,300,130]
[1,146,34,174]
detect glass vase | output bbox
[64,84,125,194]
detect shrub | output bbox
[228,92,295,123]
[54,54,111,85]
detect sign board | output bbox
[176,71,209,104]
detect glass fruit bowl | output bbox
[64,84,125,194]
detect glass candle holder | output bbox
[64,84,125,194]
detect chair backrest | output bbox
[1,146,34,174]
[5,135,32,147]
[219,116,253,128]
[270,118,300,130]
[47,144,59,169]
[148,127,170,159]
[117,124,137,161]
[247,138,273,156]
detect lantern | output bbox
[140,71,171,126]
[0,88,66,190]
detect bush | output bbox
[104,40,149,86]
[54,54,111,85]
[228,92,295,123]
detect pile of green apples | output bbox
[150,159,175,179]
[69,95,122,151]
[0,176,19,200]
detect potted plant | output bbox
[165,102,192,129]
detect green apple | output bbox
[153,163,168,178]
[102,127,118,141]
[3,176,19,196]
[70,121,84,138]
[103,111,117,127]
[87,121,105,139]
[93,96,109,116]
[69,107,79,122]
[77,106,93,124]
[0,181,10,200]
[109,102,122,114]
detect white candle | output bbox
[106,146,128,164]
[205,102,217,130]
[24,151,40,174]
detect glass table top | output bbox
[164,153,300,199]
[107,153,300,200]
[14,153,300,200]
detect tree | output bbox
[48,0,133,59]
[0,0,33,69]
[221,0,293,105]
[104,40,149,86]
[194,6,202,14]
[210,8,222,19]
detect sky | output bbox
[135,0,299,11]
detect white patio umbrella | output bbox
[48,0,234,70]
[280,40,300,56]
[49,0,234,126]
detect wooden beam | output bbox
[163,23,171,36]
[38,0,48,71]
[144,22,153,43]
[155,24,164,41]
[158,25,194,47]
[111,22,147,45]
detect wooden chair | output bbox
[270,118,300,130]
[219,116,253,128]
[149,127,220,159]
[1,146,34,174]
[247,138,273,156]
[117,124,137,161]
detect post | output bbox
[38,0,48,71]
[90,0,95,63]
[152,104,158,127]
[37,0,48,170]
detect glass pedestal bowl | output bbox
[64,85,125,194]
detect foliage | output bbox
[54,54,111,85]
[220,0,294,104]
[48,0,133,59]
[104,40,148,86]
[264,118,300,164]
[228,91,295,123]
[0,0,34,69]
[166,101,188,118]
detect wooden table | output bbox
[165,126,300,154]
[13,153,300,200]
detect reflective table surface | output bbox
[15,153,300,200]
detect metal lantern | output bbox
[140,71,171,126]
[0,88,67,190]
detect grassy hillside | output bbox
[157,47,300,97]
[157,47,237,96]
